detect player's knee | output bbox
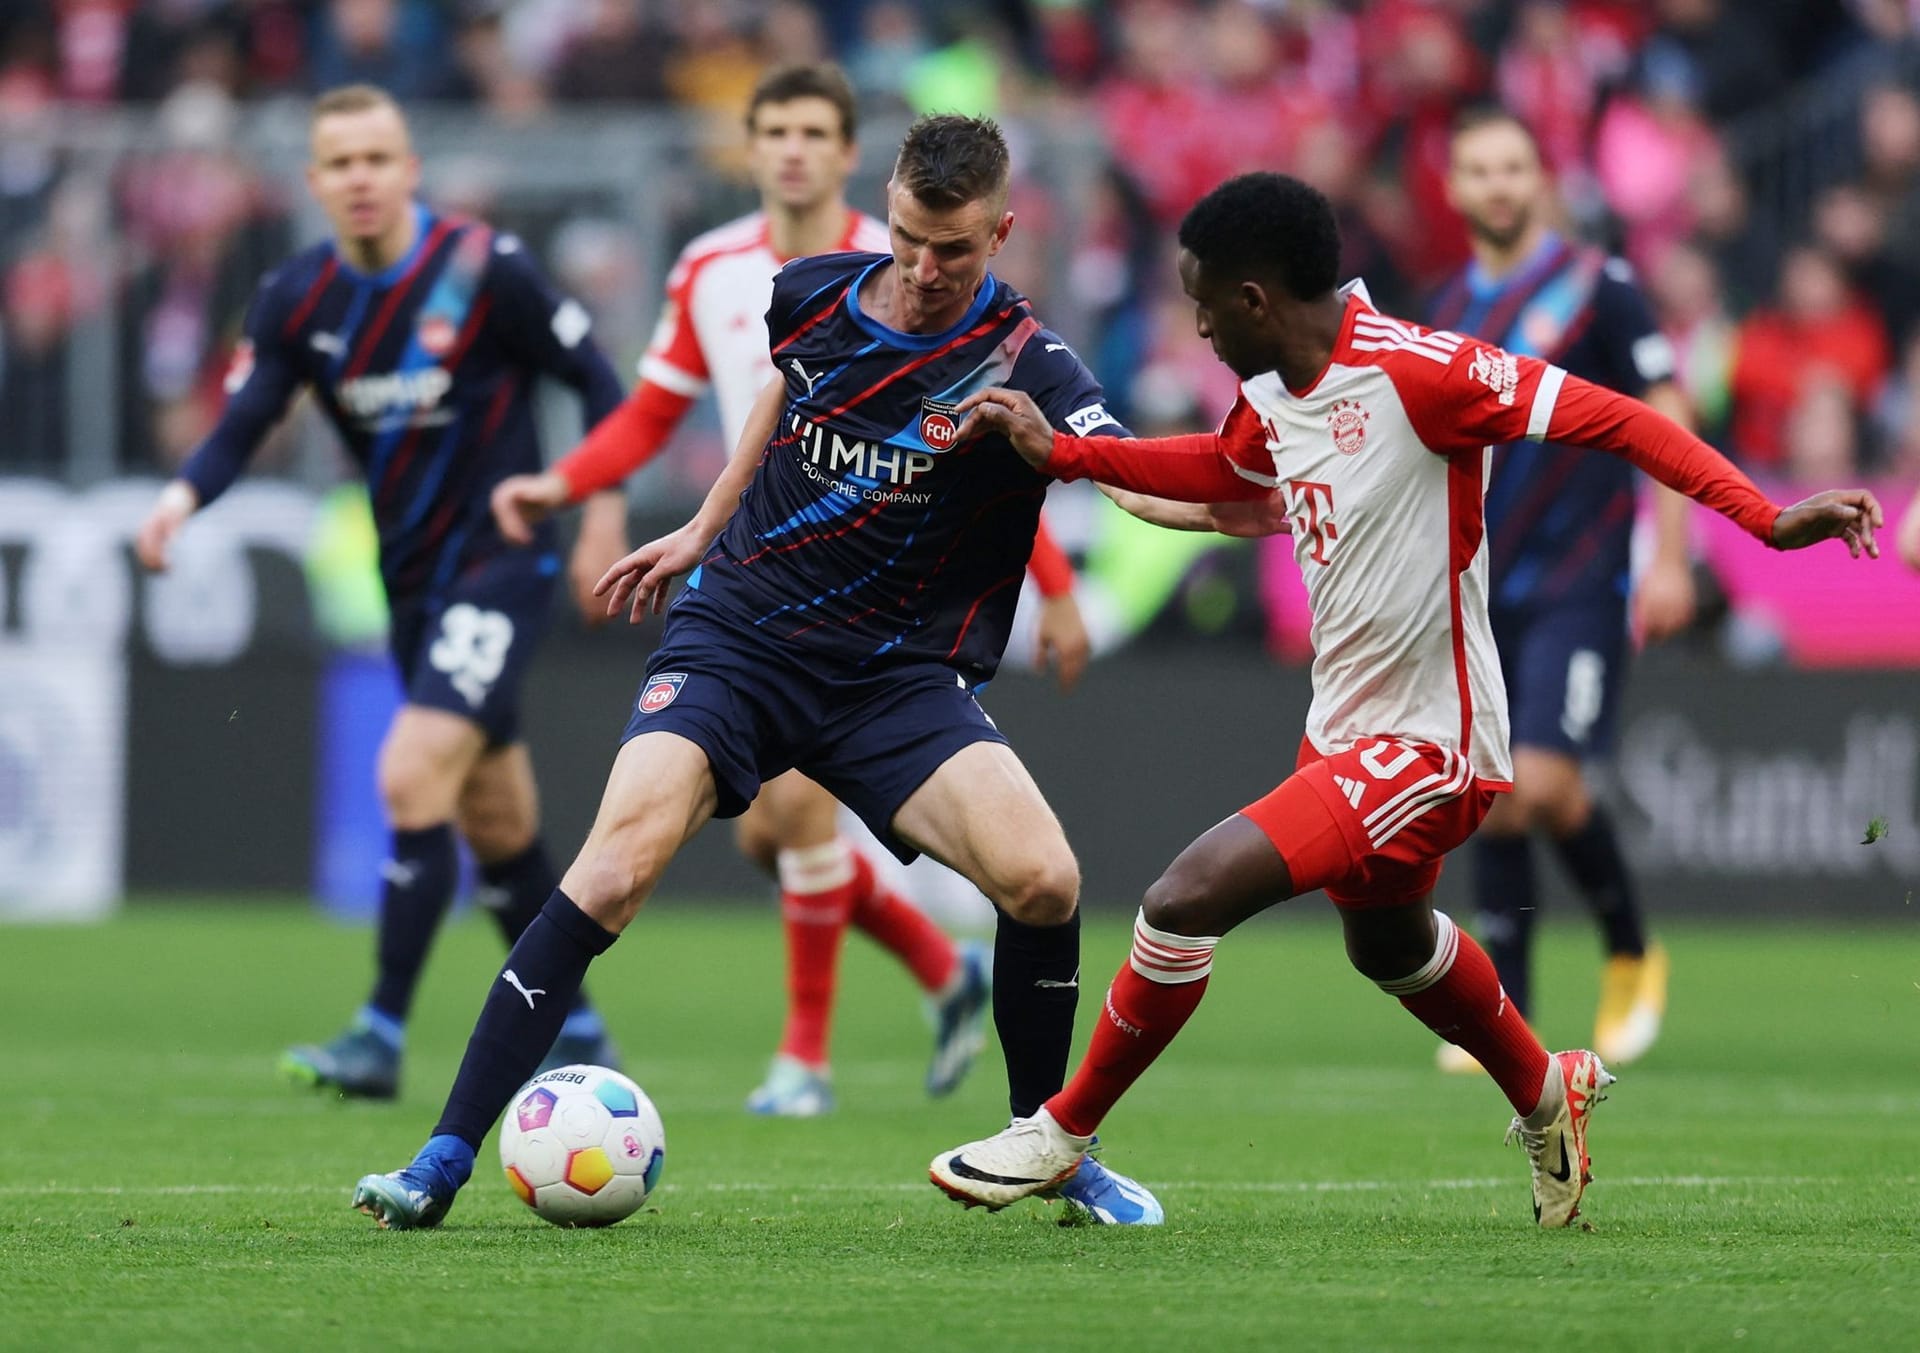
[1141,861,1220,937]
[562,841,666,933]
[996,851,1079,926]
[460,804,536,865]
[378,755,461,830]
[732,815,779,877]
[1341,910,1437,984]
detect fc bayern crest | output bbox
[417,314,457,357]
[638,672,687,714]
[1327,399,1370,455]
[920,396,962,451]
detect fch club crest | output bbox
[638,672,688,714]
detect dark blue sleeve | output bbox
[484,234,625,428]
[765,253,869,351]
[1593,262,1678,400]
[1013,330,1133,440]
[177,274,304,507]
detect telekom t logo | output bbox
[1286,479,1338,564]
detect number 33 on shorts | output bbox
[429,603,516,709]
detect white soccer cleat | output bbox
[1507,1048,1615,1228]
[745,1054,834,1118]
[929,1110,1090,1211]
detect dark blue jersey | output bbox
[1427,234,1676,609]
[178,204,624,603]
[679,251,1127,679]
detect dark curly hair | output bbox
[893,114,1010,209]
[1177,173,1342,301]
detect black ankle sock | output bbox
[1471,833,1537,1016]
[477,839,596,1018]
[1551,807,1647,958]
[992,908,1081,1119]
[368,824,459,1022]
[432,891,617,1149]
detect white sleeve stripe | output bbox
[1526,365,1566,442]
[1229,457,1280,489]
[638,355,709,397]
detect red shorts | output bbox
[1239,737,1501,909]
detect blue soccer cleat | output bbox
[352,1137,472,1231]
[282,1021,400,1100]
[925,940,992,1098]
[1050,1149,1165,1226]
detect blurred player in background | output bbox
[354,114,1161,1230]
[931,172,1880,1229]
[495,65,1088,1117]
[1428,108,1694,1072]
[1899,489,1920,569]
[135,85,624,1099]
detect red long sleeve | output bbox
[552,381,696,502]
[1026,515,1074,597]
[1043,398,1277,508]
[1545,375,1780,545]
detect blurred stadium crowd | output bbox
[5,0,1920,489]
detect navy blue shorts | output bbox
[1491,598,1629,759]
[619,602,1008,861]
[390,551,559,748]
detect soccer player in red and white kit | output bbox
[931,173,1882,1227]
[492,66,1087,1117]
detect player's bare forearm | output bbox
[134,479,201,572]
[691,375,785,537]
[1097,483,1216,531]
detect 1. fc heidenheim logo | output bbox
[1328,399,1369,455]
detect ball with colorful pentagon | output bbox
[497,1064,665,1227]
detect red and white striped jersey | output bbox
[640,208,889,446]
[1214,282,1589,787]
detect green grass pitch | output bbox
[3,903,1916,1350]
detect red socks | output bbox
[776,842,859,1067]
[846,852,959,994]
[1045,911,1219,1137]
[1381,912,1551,1115]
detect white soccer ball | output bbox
[498,1064,665,1227]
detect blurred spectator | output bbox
[1730,244,1891,469]
[844,1,930,113]
[550,0,675,105]
[307,0,457,101]
[1684,145,1781,312]
[1496,1,1616,194]
[1593,42,1720,271]
[1648,240,1735,444]
[1811,181,1920,347]
[1873,328,1920,471]
[1645,0,1784,121]
[1782,373,1862,481]
[1096,0,1214,226]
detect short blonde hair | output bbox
[311,84,404,126]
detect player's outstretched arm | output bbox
[135,480,201,572]
[596,375,786,623]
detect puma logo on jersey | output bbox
[788,358,821,396]
[309,331,345,357]
[1332,774,1365,809]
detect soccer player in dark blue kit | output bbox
[1428,108,1696,1071]
[352,114,1164,1228]
[135,85,624,1098]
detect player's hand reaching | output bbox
[1207,493,1295,538]
[1770,489,1884,557]
[1034,593,1091,693]
[1897,489,1920,572]
[491,471,570,546]
[955,387,1056,468]
[1632,555,1697,644]
[134,481,199,571]
[595,519,712,623]
[566,493,630,627]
